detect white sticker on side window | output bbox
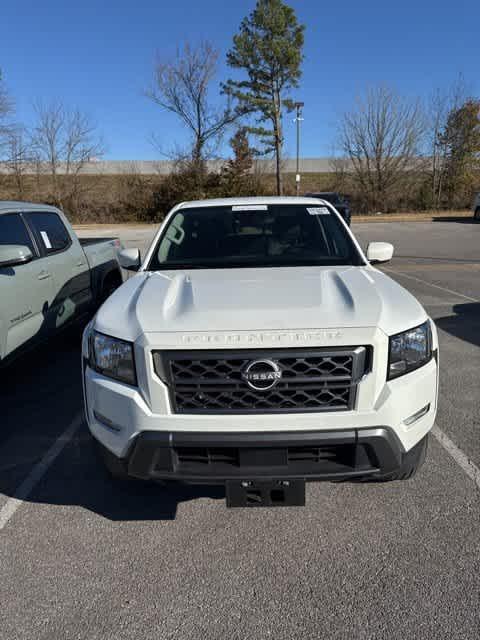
[40,231,52,249]
[307,207,330,216]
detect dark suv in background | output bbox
[305,192,351,226]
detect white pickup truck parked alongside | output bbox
[82,197,439,507]
[0,201,123,365]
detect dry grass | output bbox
[0,171,476,223]
[0,172,336,223]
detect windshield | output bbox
[147,204,364,270]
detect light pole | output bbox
[294,101,304,196]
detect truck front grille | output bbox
[153,347,368,414]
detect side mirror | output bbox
[367,242,394,264]
[118,248,141,271]
[0,244,34,268]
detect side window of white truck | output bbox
[0,214,36,254]
[25,212,71,254]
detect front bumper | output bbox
[82,324,439,473]
[96,427,404,483]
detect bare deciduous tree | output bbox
[3,128,34,199]
[339,86,425,212]
[329,154,352,193]
[0,70,14,140]
[427,77,468,209]
[31,101,104,209]
[146,42,239,168]
[0,70,15,189]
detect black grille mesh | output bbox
[154,348,367,414]
[170,354,354,381]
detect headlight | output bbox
[90,332,137,386]
[388,321,432,380]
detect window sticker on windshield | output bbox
[232,205,268,211]
[40,231,52,249]
[307,207,330,216]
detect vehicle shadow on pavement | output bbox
[435,303,480,348]
[66,436,226,520]
[0,338,225,521]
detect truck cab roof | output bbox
[175,196,333,209]
[0,201,61,215]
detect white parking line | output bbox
[384,268,479,302]
[0,412,83,531]
[432,425,480,490]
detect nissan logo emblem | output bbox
[242,359,282,391]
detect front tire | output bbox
[99,272,123,306]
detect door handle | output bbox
[38,270,51,280]
[76,261,86,267]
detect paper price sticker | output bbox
[307,207,330,216]
[232,205,268,211]
[40,231,52,249]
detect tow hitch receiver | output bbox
[226,479,306,508]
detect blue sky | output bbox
[2,0,478,160]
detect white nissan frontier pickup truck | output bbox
[82,197,439,507]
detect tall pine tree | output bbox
[224,0,304,195]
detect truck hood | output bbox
[94,266,427,342]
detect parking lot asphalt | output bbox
[1,219,479,639]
